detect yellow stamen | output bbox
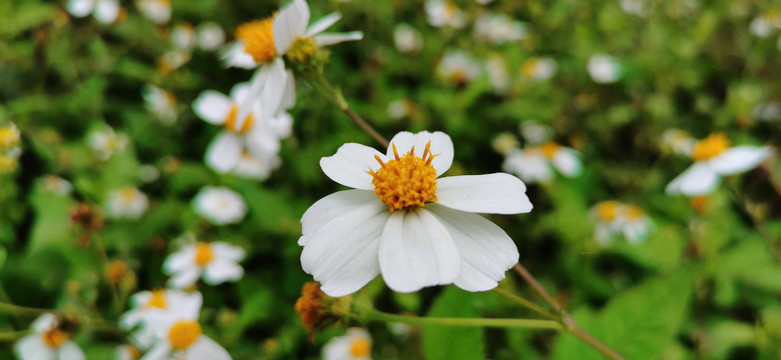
[105,259,128,285]
[168,321,202,350]
[623,205,645,220]
[0,127,20,149]
[42,328,68,348]
[235,17,277,63]
[288,37,318,63]
[146,289,167,309]
[350,337,372,357]
[368,141,438,213]
[691,133,729,161]
[595,201,619,222]
[194,243,213,267]
[224,106,254,134]
[521,58,540,78]
[120,187,138,204]
[539,141,561,159]
[450,70,467,84]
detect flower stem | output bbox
[0,330,30,342]
[491,287,557,320]
[369,311,563,330]
[0,302,60,316]
[513,263,626,360]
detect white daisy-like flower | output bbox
[485,54,510,93]
[425,0,466,29]
[163,242,246,289]
[40,175,74,196]
[386,99,415,120]
[157,49,191,75]
[502,141,582,184]
[661,129,696,156]
[666,133,773,196]
[116,344,142,360]
[136,0,171,24]
[753,101,781,122]
[520,57,557,81]
[750,16,774,38]
[106,186,149,220]
[323,328,372,360]
[192,186,247,225]
[393,24,423,53]
[300,131,533,296]
[231,151,281,180]
[139,165,161,183]
[473,13,527,45]
[120,290,203,349]
[491,132,519,156]
[618,204,653,245]
[519,121,553,145]
[196,22,226,51]
[15,313,85,360]
[142,84,178,125]
[437,50,482,86]
[66,0,120,24]
[171,22,196,51]
[590,202,653,246]
[0,122,21,151]
[587,54,622,84]
[192,67,293,173]
[88,127,129,161]
[620,0,650,17]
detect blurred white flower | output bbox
[157,49,191,74]
[88,127,129,161]
[502,141,582,183]
[590,202,653,245]
[475,0,494,4]
[116,345,141,360]
[386,99,415,120]
[142,84,178,125]
[171,22,196,51]
[0,122,21,151]
[196,22,226,51]
[67,0,120,24]
[437,50,482,85]
[301,131,532,296]
[661,129,696,156]
[666,133,773,196]
[473,13,527,45]
[139,165,161,183]
[520,57,557,81]
[106,186,149,220]
[393,24,423,53]
[587,54,622,84]
[425,0,466,28]
[192,186,247,225]
[120,290,203,349]
[491,132,519,156]
[620,0,650,17]
[136,0,171,24]
[752,101,781,122]
[323,328,372,360]
[231,151,280,180]
[15,313,85,360]
[163,242,246,288]
[750,16,774,38]
[519,121,553,145]
[40,175,73,196]
[485,54,510,93]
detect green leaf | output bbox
[423,286,486,360]
[27,182,77,254]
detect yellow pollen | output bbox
[0,127,20,149]
[127,347,141,359]
[368,142,438,213]
[42,328,68,348]
[288,36,318,63]
[168,321,202,350]
[539,141,561,159]
[224,106,254,134]
[595,201,619,222]
[450,70,467,85]
[146,289,167,309]
[624,205,645,220]
[350,337,372,357]
[521,58,540,78]
[120,187,138,204]
[194,243,213,267]
[691,133,729,161]
[235,17,277,63]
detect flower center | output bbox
[595,201,619,222]
[168,321,202,350]
[120,187,138,204]
[368,142,438,213]
[194,243,213,267]
[623,205,645,220]
[287,36,318,63]
[235,17,276,63]
[450,70,467,84]
[691,133,729,161]
[350,337,372,357]
[521,58,540,78]
[43,328,68,348]
[539,141,561,159]
[0,127,20,149]
[224,106,254,134]
[146,289,167,309]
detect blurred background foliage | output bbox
[1,0,781,359]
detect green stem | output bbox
[92,235,122,314]
[0,330,30,342]
[0,302,60,316]
[369,311,563,330]
[492,287,558,320]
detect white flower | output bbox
[386,99,415,120]
[142,84,178,125]
[196,22,226,51]
[491,133,519,156]
[120,290,203,349]
[171,22,196,51]
[15,313,85,360]
[301,131,533,296]
[437,50,482,85]
[0,122,21,151]
[106,186,149,220]
[502,142,582,184]
[323,328,372,360]
[590,202,653,246]
[587,54,622,84]
[619,205,653,245]
[67,0,120,24]
[40,175,74,196]
[192,187,247,225]
[485,54,511,93]
[139,165,161,183]
[136,0,171,24]
[661,129,696,156]
[116,345,142,360]
[192,66,293,173]
[393,24,423,53]
[750,16,774,38]
[425,0,466,28]
[666,133,773,196]
[473,13,527,45]
[519,121,553,145]
[753,101,781,122]
[163,242,245,289]
[231,151,280,180]
[157,49,191,74]
[88,127,129,161]
[620,0,650,17]
[520,57,557,81]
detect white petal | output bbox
[320,143,387,190]
[268,112,293,138]
[304,12,342,37]
[140,343,171,360]
[314,32,364,46]
[428,204,518,292]
[212,242,246,261]
[502,150,553,183]
[167,267,201,289]
[185,336,231,360]
[551,148,582,177]
[279,70,297,111]
[58,341,86,360]
[67,0,93,17]
[378,209,461,293]
[300,190,379,245]
[246,128,281,160]
[31,313,57,333]
[708,146,772,175]
[301,198,388,297]
[220,41,259,69]
[193,91,232,125]
[94,0,119,24]
[15,335,51,360]
[203,260,244,285]
[435,174,532,214]
[259,58,288,119]
[163,246,196,274]
[273,0,310,55]
[205,132,242,173]
[665,162,721,196]
[322,335,352,360]
[387,131,454,176]
[594,223,616,246]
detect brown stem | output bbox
[343,108,388,148]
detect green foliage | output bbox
[423,287,486,360]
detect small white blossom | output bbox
[163,242,246,288]
[67,0,120,24]
[437,50,482,85]
[40,175,74,196]
[15,313,85,360]
[120,290,203,349]
[196,22,226,51]
[393,24,423,53]
[520,57,557,81]
[136,0,171,24]
[192,186,247,225]
[587,54,622,84]
[323,328,373,360]
[502,142,581,184]
[106,187,149,220]
[142,84,178,125]
[425,0,466,28]
[473,13,527,45]
[88,127,129,161]
[590,201,653,245]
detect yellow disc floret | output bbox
[623,205,645,220]
[0,126,20,150]
[369,142,438,213]
[539,141,561,159]
[288,37,318,63]
[146,289,167,309]
[42,328,68,348]
[224,106,254,134]
[350,337,372,357]
[194,243,213,267]
[691,133,729,161]
[595,201,620,222]
[235,17,276,64]
[168,321,202,350]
